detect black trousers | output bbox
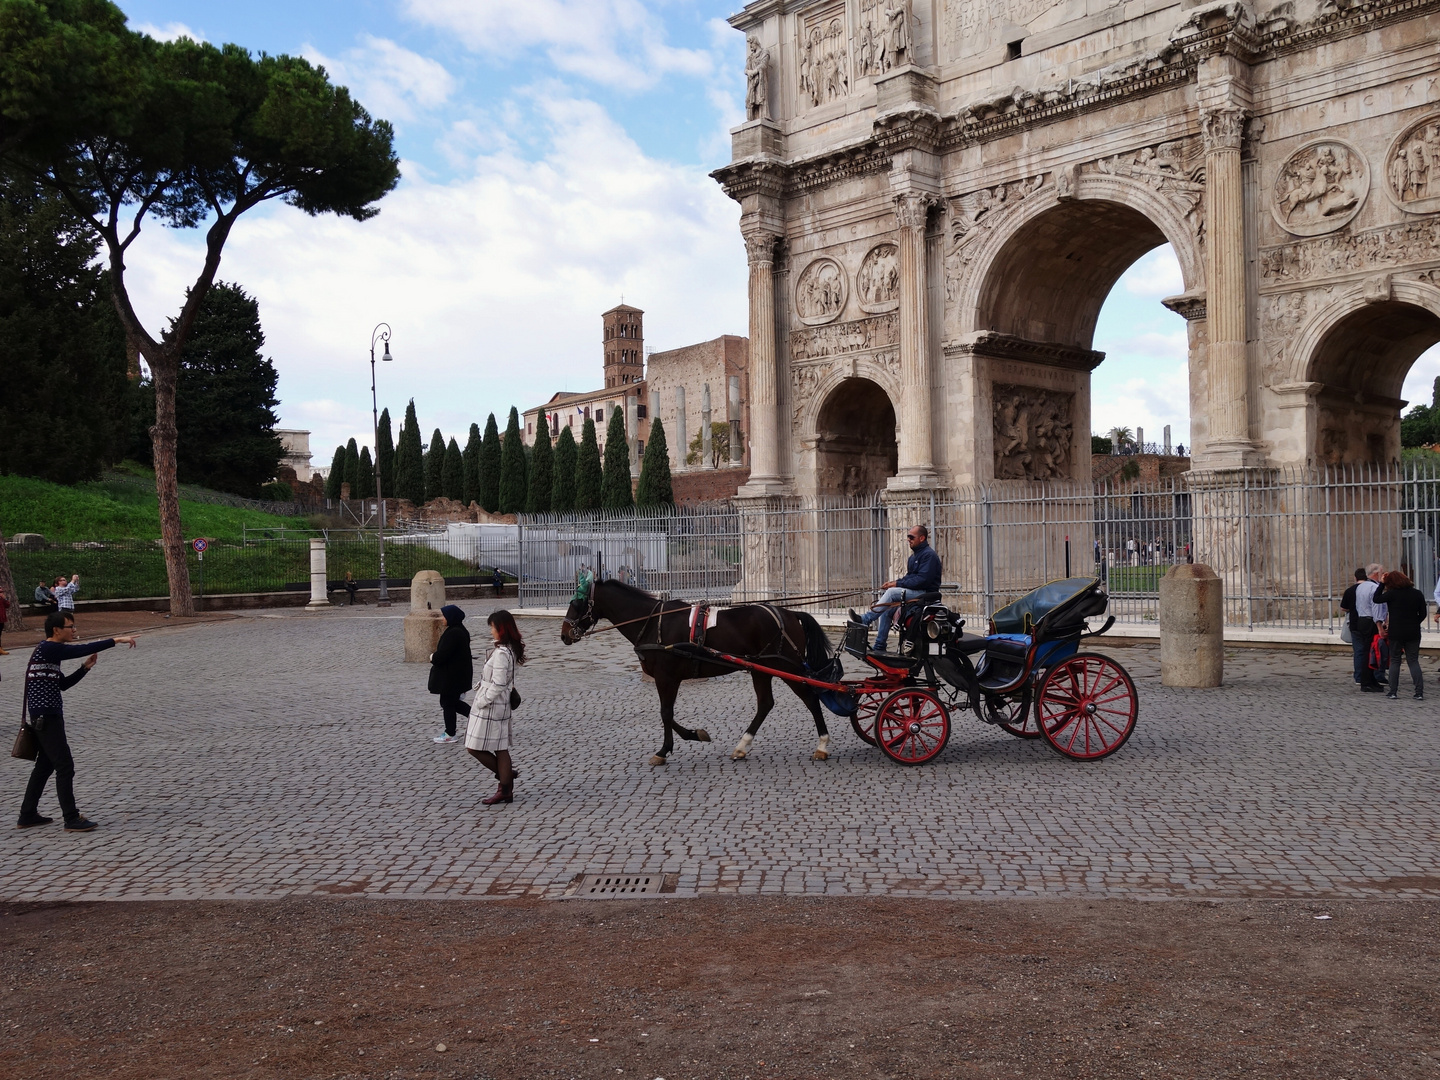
[1388,635,1423,696]
[440,693,471,737]
[20,713,79,822]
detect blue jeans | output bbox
[861,587,929,648]
[1352,626,1377,685]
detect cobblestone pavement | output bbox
[0,602,1436,902]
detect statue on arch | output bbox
[745,36,769,120]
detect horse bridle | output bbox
[563,572,598,641]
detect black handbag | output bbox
[12,658,39,760]
[509,686,521,711]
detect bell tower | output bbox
[602,304,645,388]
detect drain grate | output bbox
[568,873,678,898]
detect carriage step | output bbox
[564,872,679,898]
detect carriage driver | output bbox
[849,524,942,653]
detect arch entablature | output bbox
[947,171,1206,343]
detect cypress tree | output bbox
[344,437,361,496]
[443,437,464,501]
[575,417,603,511]
[552,425,577,514]
[498,407,528,514]
[424,427,445,503]
[357,446,374,500]
[394,399,426,505]
[376,408,395,497]
[462,422,482,506]
[527,425,554,514]
[601,407,633,510]
[480,413,502,512]
[635,417,674,507]
[325,445,346,499]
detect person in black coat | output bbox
[428,605,474,743]
[1374,570,1426,700]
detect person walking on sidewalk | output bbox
[428,605,472,744]
[1375,570,1426,700]
[17,611,137,831]
[465,610,524,806]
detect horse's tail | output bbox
[792,610,833,671]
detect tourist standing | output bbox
[52,575,79,619]
[344,570,359,605]
[1375,570,1426,700]
[465,610,524,805]
[17,612,137,831]
[1352,563,1387,692]
[428,605,472,744]
[1340,568,1370,690]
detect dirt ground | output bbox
[0,610,236,651]
[1,897,1435,1079]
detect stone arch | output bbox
[1291,278,1440,464]
[960,174,1204,346]
[809,375,898,497]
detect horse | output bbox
[560,575,836,765]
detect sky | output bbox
[116,1,1438,464]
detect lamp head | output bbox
[381,340,393,362]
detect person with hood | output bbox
[428,605,473,744]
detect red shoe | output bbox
[482,784,513,806]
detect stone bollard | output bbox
[403,569,447,663]
[1159,563,1223,687]
[306,537,331,610]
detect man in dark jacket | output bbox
[18,611,137,831]
[850,525,942,652]
[429,605,474,743]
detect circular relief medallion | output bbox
[1270,139,1369,237]
[1384,113,1440,215]
[794,256,848,325]
[855,243,900,313]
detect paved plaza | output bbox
[0,602,1436,902]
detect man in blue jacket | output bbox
[850,524,941,652]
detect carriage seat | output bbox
[975,633,1031,691]
[951,632,989,654]
[908,591,942,604]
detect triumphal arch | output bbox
[715,0,1440,500]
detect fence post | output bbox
[983,486,995,618]
[306,537,330,610]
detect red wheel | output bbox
[874,689,951,766]
[987,688,1038,738]
[850,694,881,746]
[1034,653,1137,760]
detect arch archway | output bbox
[814,377,897,497]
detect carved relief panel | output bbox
[856,243,899,312]
[943,173,1047,301]
[855,0,912,77]
[798,4,849,109]
[993,384,1075,481]
[1270,140,1368,237]
[1385,113,1440,215]
[794,257,848,325]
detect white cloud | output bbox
[1402,344,1440,411]
[132,21,205,43]
[402,0,713,91]
[303,36,456,125]
[117,90,747,458]
[1121,245,1186,299]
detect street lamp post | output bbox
[370,323,394,607]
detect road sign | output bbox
[191,538,209,555]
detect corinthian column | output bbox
[893,192,938,486]
[1201,106,1256,464]
[740,228,785,492]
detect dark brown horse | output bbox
[560,576,836,765]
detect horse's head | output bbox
[560,571,597,645]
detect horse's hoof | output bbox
[695,729,711,743]
[812,750,829,761]
[730,750,748,761]
[650,755,667,766]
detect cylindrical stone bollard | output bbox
[1159,563,1222,687]
[306,537,330,609]
[403,569,447,662]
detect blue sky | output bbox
[116,2,1438,463]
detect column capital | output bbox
[892,191,939,231]
[742,229,783,267]
[1201,106,1249,154]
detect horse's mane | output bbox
[596,578,661,602]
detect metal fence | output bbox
[514,464,1440,637]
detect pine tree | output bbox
[527,424,554,514]
[480,413,502,512]
[376,408,395,497]
[443,437,464,501]
[462,422,481,506]
[635,417,674,507]
[325,445,346,499]
[498,407,528,514]
[552,425,577,514]
[357,446,374,500]
[575,418,603,511]
[602,407,633,510]
[394,400,425,505]
[425,427,445,503]
[344,438,361,496]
